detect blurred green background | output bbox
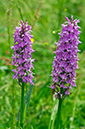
[0,0,85,129]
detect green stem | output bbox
[56,97,62,129]
[11,80,15,129]
[20,82,24,128]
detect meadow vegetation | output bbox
[0,0,85,128]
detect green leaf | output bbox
[48,99,58,129]
[17,80,35,121]
[16,4,23,21]
[0,123,4,129]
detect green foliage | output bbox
[0,0,85,128]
